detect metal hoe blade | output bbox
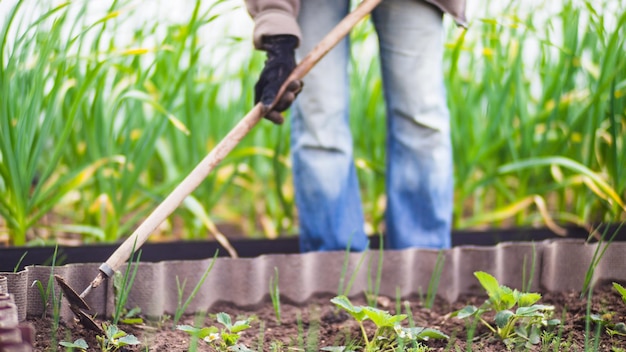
[55,275,103,334]
[54,275,90,311]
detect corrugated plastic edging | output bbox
[2,239,625,323]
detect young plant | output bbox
[269,267,281,325]
[112,243,142,325]
[31,244,59,318]
[424,250,445,309]
[177,312,253,351]
[587,283,626,340]
[13,251,28,273]
[330,295,448,352]
[365,234,384,307]
[581,224,623,297]
[173,250,218,326]
[59,338,89,351]
[453,271,560,349]
[96,323,140,352]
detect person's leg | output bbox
[291,0,368,252]
[372,0,453,249]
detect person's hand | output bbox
[255,35,303,124]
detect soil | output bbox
[28,283,626,351]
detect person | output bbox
[246,0,467,252]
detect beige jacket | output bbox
[245,0,467,48]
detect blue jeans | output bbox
[292,0,453,252]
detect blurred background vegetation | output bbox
[0,0,624,246]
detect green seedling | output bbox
[177,312,253,351]
[173,251,219,326]
[589,284,626,340]
[59,338,89,351]
[330,295,447,352]
[365,233,384,307]
[424,250,445,309]
[453,271,560,349]
[590,313,626,339]
[13,251,28,273]
[96,323,140,352]
[269,267,281,325]
[112,242,142,325]
[31,244,59,319]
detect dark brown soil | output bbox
[28,283,626,351]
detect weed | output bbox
[31,243,59,318]
[269,267,281,325]
[112,241,142,325]
[582,224,623,297]
[13,251,27,273]
[365,233,384,307]
[424,250,445,309]
[173,250,219,326]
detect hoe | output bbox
[55,0,383,332]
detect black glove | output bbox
[255,35,303,124]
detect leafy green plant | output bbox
[173,250,219,326]
[96,323,140,352]
[330,295,448,352]
[177,312,253,351]
[269,266,281,325]
[453,271,560,349]
[59,338,89,351]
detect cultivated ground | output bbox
[29,283,626,351]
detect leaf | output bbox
[230,319,251,333]
[51,224,105,241]
[474,271,500,297]
[361,306,406,328]
[119,90,190,135]
[330,296,366,322]
[497,286,517,310]
[516,305,553,317]
[517,292,541,307]
[120,317,144,325]
[118,334,140,346]
[228,344,255,352]
[613,282,626,303]
[222,332,240,346]
[176,325,217,339]
[400,326,449,341]
[59,338,88,349]
[495,310,514,329]
[528,325,541,345]
[217,312,233,329]
[454,305,478,319]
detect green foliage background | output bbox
[0,0,624,245]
